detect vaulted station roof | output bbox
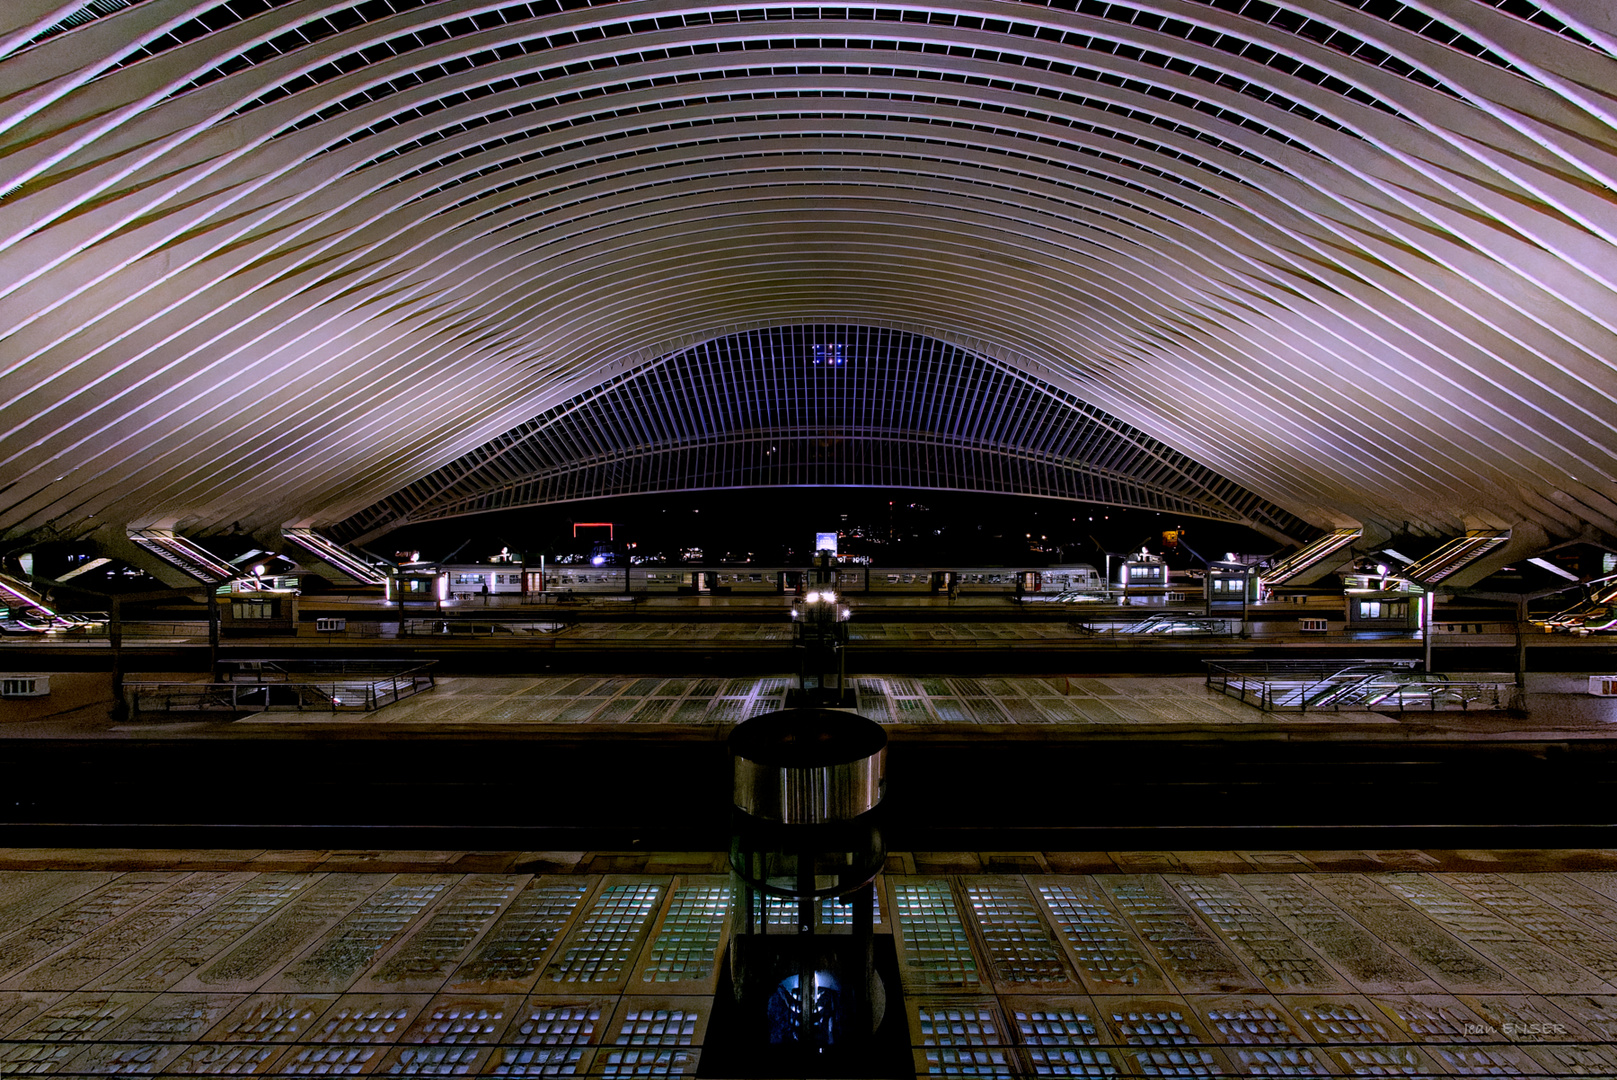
[2,0,1616,549]
[330,325,1316,542]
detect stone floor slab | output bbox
[0,862,1610,1076]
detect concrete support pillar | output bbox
[109,596,125,721]
[1422,590,1435,673]
[1512,594,1530,711]
[207,588,220,678]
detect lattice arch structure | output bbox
[332,325,1313,541]
[2,0,1617,546]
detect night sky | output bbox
[375,489,1280,568]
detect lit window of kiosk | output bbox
[1347,594,1419,628]
[220,572,299,635]
[221,593,298,635]
[1119,551,1167,587]
[386,571,443,604]
[1342,565,1422,630]
[1206,561,1258,604]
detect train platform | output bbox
[4,670,1617,855]
[8,672,1617,739]
[5,615,1601,654]
[0,849,1615,1077]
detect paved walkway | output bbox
[0,852,1615,1076]
[275,673,1289,727]
[222,673,1614,734]
[10,671,1615,737]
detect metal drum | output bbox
[730,708,886,824]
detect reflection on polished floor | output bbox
[254,674,1300,728]
[0,850,1615,1076]
[92,673,1610,732]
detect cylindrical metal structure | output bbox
[730,709,885,824]
[723,709,893,1073]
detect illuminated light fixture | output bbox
[1528,557,1579,581]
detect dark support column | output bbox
[207,588,220,678]
[1512,594,1529,711]
[109,596,126,721]
[1422,590,1434,673]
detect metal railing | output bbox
[400,619,569,636]
[127,660,435,717]
[1204,659,1510,713]
[216,658,420,679]
[1074,615,1241,637]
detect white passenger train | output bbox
[429,562,1106,597]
